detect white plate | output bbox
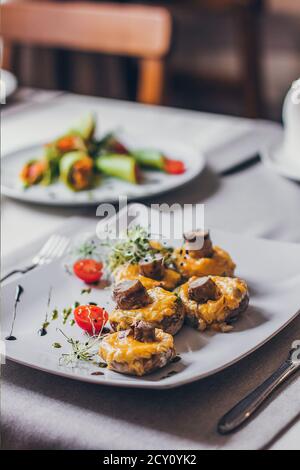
[1,135,205,206]
[0,69,18,102]
[261,140,300,182]
[1,204,300,389]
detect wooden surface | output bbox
[1,1,171,58]
[1,1,172,105]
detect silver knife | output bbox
[218,341,300,434]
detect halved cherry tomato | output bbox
[164,158,185,175]
[111,139,128,154]
[57,136,78,152]
[74,304,108,335]
[106,137,128,154]
[73,259,103,284]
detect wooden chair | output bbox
[190,0,264,118]
[1,1,172,105]
[146,0,264,117]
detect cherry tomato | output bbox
[107,137,128,154]
[74,304,108,335]
[57,136,78,152]
[73,259,103,284]
[164,158,185,175]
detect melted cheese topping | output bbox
[180,276,248,327]
[173,246,236,278]
[109,287,178,330]
[99,329,174,366]
[114,263,181,290]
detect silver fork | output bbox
[218,341,300,434]
[1,234,70,283]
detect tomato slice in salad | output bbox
[73,259,103,284]
[74,304,108,335]
[57,136,78,152]
[164,158,185,175]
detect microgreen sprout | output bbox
[57,324,108,367]
[107,225,155,271]
[75,239,102,260]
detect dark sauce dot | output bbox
[91,371,104,376]
[38,328,47,336]
[171,355,182,363]
[5,335,17,341]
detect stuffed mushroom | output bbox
[114,254,181,291]
[109,280,184,335]
[173,230,235,278]
[99,321,176,376]
[179,275,249,332]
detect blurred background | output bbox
[2,0,300,121]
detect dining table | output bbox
[1,87,300,450]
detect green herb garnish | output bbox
[62,307,72,325]
[52,342,62,349]
[51,309,59,321]
[81,287,91,295]
[106,225,174,271]
[92,361,107,368]
[58,329,104,366]
[107,225,153,271]
[75,239,101,259]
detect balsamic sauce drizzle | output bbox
[38,286,53,336]
[5,284,24,341]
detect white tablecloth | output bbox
[1,91,300,450]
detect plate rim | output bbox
[2,204,300,389]
[4,309,299,390]
[261,140,300,182]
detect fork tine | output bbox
[48,237,67,259]
[37,235,59,258]
[34,235,69,264]
[44,236,67,261]
[53,238,70,259]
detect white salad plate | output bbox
[1,134,205,206]
[261,140,300,182]
[1,205,300,389]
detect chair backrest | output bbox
[1,1,172,104]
